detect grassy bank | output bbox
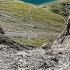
[0,0,65,47]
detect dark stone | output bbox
[42,44,51,50]
[66,16,70,36]
[51,57,58,63]
[58,52,63,54]
[0,27,4,34]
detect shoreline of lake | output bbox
[16,0,63,8]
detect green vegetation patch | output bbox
[0,0,65,47]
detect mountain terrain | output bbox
[0,0,70,70]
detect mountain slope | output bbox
[0,0,65,47]
[0,1,70,70]
[0,32,70,70]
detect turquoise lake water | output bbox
[20,0,57,5]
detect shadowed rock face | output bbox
[0,27,4,34]
[66,16,70,35]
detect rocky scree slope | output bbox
[0,27,70,70]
